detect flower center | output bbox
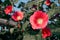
[37,18,43,24]
[17,16,21,20]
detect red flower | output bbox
[45,0,51,6]
[30,10,48,29]
[42,27,51,38]
[11,11,24,21]
[4,5,12,14]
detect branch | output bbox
[25,0,43,7]
[0,18,17,26]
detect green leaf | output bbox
[22,21,29,30]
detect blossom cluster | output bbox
[4,4,51,38]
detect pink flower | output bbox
[4,5,12,14]
[42,27,51,38]
[30,10,49,29]
[11,11,24,21]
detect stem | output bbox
[35,35,38,40]
[17,21,20,28]
[34,30,42,40]
[40,29,42,40]
[48,37,50,40]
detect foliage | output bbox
[0,0,60,40]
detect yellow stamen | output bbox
[37,18,43,24]
[17,16,20,20]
